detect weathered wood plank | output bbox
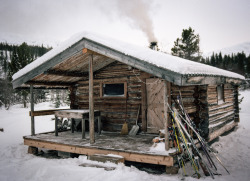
[209,106,235,116]
[209,111,235,123]
[30,85,35,136]
[208,102,234,111]
[45,69,88,77]
[234,86,240,122]
[29,109,71,117]
[146,79,165,133]
[88,154,124,164]
[141,80,147,132]
[209,116,235,133]
[23,138,173,166]
[208,122,238,142]
[164,80,169,151]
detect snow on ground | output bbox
[1,91,250,181]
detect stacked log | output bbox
[76,61,144,132]
[208,84,237,139]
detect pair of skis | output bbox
[169,104,214,179]
[175,92,230,175]
[167,91,230,179]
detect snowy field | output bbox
[0,91,250,181]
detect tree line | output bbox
[0,42,50,78]
[201,52,250,77]
[0,42,69,109]
[0,42,52,108]
[170,27,250,78]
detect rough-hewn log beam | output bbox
[182,76,243,85]
[89,54,95,144]
[44,70,88,77]
[30,85,35,136]
[164,81,169,151]
[24,138,174,166]
[27,81,75,87]
[16,86,68,90]
[29,109,70,117]
[208,122,238,142]
[234,85,240,122]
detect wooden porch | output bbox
[24,131,174,167]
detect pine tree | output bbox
[171,27,201,61]
[0,42,51,108]
[218,52,223,68]
[246,56,250,78]
[236,52,246,75]
[223,55,228,70]
[210,53,216,66]
[8,46,19,78]
[55,90,61,108]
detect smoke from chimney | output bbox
[116,0,157,43]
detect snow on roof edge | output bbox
[12,31,245,82]
[12,32,86,80]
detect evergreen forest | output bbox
[0,42,68,109]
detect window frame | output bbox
[217,84,225,105]
[100,81,127,99]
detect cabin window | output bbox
[217,84,224,104]
[100,82,127,98]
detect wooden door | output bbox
[146,79,165,133]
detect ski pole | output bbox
[171,109,201,177]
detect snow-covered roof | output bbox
[12,31,245,87]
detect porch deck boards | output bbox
[23,131,174,166]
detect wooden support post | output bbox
[89,54,95,144]
[141,79,147,132]
[69,86,77,109]
[167,82,172,123]
[164,80,169,151]
[30,85,35,136]
[82,119,85,139]
[234,86,240,122]
[98,116,101,135]
[55,116,58,136]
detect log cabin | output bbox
[12,32,245,171]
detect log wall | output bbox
[207,84,237,139]
[72,60,239,136]
[171,85,198,119]
[171,84,239,140]
[75,61,149,132]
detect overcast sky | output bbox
[0,0,249,53]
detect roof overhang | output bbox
[12,36,245,89]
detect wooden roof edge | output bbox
[84,38,244,86]
[12,37,182,88]
[181,74,244,86]
[12,37,244,89]
[12,38,87,89]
